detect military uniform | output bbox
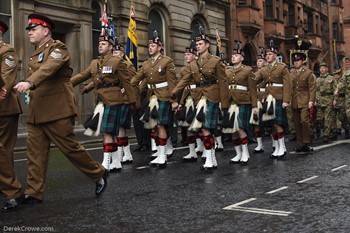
[255,60,292,157]
[291,66,316,149]
[334,70,350,138]
[316,72,337,141]
[0,40,23,204]
[23,37,106,200]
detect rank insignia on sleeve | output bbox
[49,50,62,59]
[102,66,113,74]
[5,58,15,67]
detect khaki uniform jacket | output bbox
[179,65,195,104]
[172,53,229,108]
[290,67,316,109]
[316,74,336,107]
[255,69,266,102]
[26,39,76,124]
[71,53,136,105]
[255,62,292,102]
[0,41,21,116]
[225,65,257,107]
[131,54,177,102]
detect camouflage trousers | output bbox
[335,106,350,130]
[316,105,336,138]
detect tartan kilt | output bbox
[261,99,288,129]
[157,101,172,126]
[101,104,121,135]
[119,104,131,129]
[203,101,219,129]
[238,104,252,132]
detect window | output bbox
[238,0,246,5]
[0,0,11,42]
[332,22,338,40]
[148,10,164,52]
[288,4,295,25]
[307,12,313,33]
[265,0,273,18]
[92,1,102,58]
[276,0,280,20]
[315,15,319,34]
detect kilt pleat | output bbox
[101,104,121,135]
[119,104,131,128]
[238,104,252,132]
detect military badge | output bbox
[38,52,44,62]
[158,67,162,73]
[102,66,112,74]
[4,57,15,67]
[49,49,62,59]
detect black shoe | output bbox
[254,149,264,153]
[21,195,42,205]
[323,137,329,143]
[345,130,349,139]
[337,129,342,135]
[2,196,23,212]
[95,170,108,198]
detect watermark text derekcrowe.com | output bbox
[3,226,55,232]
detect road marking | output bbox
[14,158,27,162]
[331,164,348,172]
[266,186,288,194]
[136,166,149,170]
[224,206,292,216]
[297,176,318,183]
[224,198,257,208]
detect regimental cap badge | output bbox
[149,30,163,47]
[195,25,210,43]
[232,40,245,58]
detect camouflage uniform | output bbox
[334,75,350,138]
[342,70,350,122]
[316,73,337,141]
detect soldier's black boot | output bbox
[316,127,321,138]
[345,130,350,139]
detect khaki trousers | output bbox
[292,108,311,148]
[0,115,23,199]
[25,117,104,200]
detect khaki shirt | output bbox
[0,41,21,116]
[172,53,229,108]
[225,64,257,107]
[71,53,136,105]
[26,39,76,124]
[316,73,336,107]
[290,67,316,109]
[131,54,177,102]
[255,62,292,102]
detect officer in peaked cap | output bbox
[14,12,108,204]
[170,26,230,171]
[290,50,316,154]
[26,13,55,30]
[0,19,23,212]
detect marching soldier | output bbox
[290,52,316,153]
[334,68,350,139]
[255,41,292,158]
[342,56,350,122]
[0,20,23,211]
[14,13,107,204]
[315,63,337,142]
[71,31,136,172]
[131,33,177,168]
[226,43,258,164]
[170,29,230,170]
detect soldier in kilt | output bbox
[176,44,201,161]
[71,34,136,171]
[255,42,292,158]
[171,30,230,171]
[333,68,350,139]
[225,45,258,164]
[131,34,177,168]
[290,52,316,153]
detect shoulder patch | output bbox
[4,58,15,67]
[49,50,62,59]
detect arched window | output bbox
[190,19,204,41]
[92,1,102,58]
[0,1,11,43]
[148,10,164,53]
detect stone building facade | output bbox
[0,0,345,129]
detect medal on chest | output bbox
[102,66,113,74]
[38,53,44,62]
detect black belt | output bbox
[339,93,345,97]
[195,80,217,88]
[97,81,121,89]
